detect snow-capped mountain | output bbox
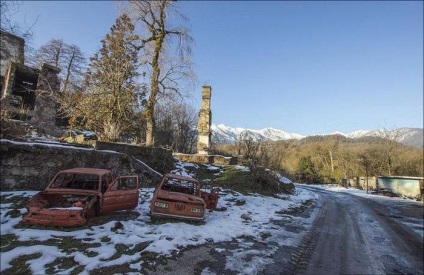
[349,128,423,148]
[211,124,305,143]
[211,124,423,148]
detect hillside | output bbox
[211,124,423,148]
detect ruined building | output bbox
[0,30,62,136]
[197,86,212,155]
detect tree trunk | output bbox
[145,111,155,146]
[329,150,334,172]
[144,36,163,146]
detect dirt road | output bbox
[295,186,423,275]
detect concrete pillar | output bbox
[197,86,212,155]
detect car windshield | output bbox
[50,173,99,190]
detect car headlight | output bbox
[154,202,168,208]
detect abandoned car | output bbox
[22,168,139,227]
[150,173,218,221]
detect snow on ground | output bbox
[0,163,316,274]
[1,139,96,151]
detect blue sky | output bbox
[11,1,423,135]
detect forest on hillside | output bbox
[213,134,423,184]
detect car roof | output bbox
[59,168,111,176]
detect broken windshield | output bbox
[50,173,99,190]
[161,178,198,195]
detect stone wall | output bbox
[0,140,164,191]
[347,176,377,190]
[173,153,237,165]
[93,141,174,175]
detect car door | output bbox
[101,176,139,213]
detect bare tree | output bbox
[0,1,37,40]
[33,39,65,67]
[123,0,194,146]
[155,95,197,152]
[173,102,197,153]
[31,39,87,94]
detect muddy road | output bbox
[149,186,423,274]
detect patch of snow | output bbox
[234,165,250,172]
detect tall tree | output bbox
[124,0,194,146]
[69,13,142,141]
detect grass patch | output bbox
[2,252,42,275]
[214,166,257,194]
[176,163,278,196]
[1,235,104,273]
[0,234,17,252]
[45,257,79,274]
[91,263,137,275]
[100,236,111,243]
[182,163,222,183]
[56,236,101,254]
[1,235,101,255]
[1,194,29,209]
[108,243,128,261]
[175,163,293,196]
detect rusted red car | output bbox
[22,168,139,227]
[150,173,218,221]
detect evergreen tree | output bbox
[74,14,143,141]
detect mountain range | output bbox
[211,124,423,148]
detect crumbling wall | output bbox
[1,31,62,137]
[0,140,162,191]
[0,30,25,77]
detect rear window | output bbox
[161,178,198,195]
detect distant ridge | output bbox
[211,124,423,148]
